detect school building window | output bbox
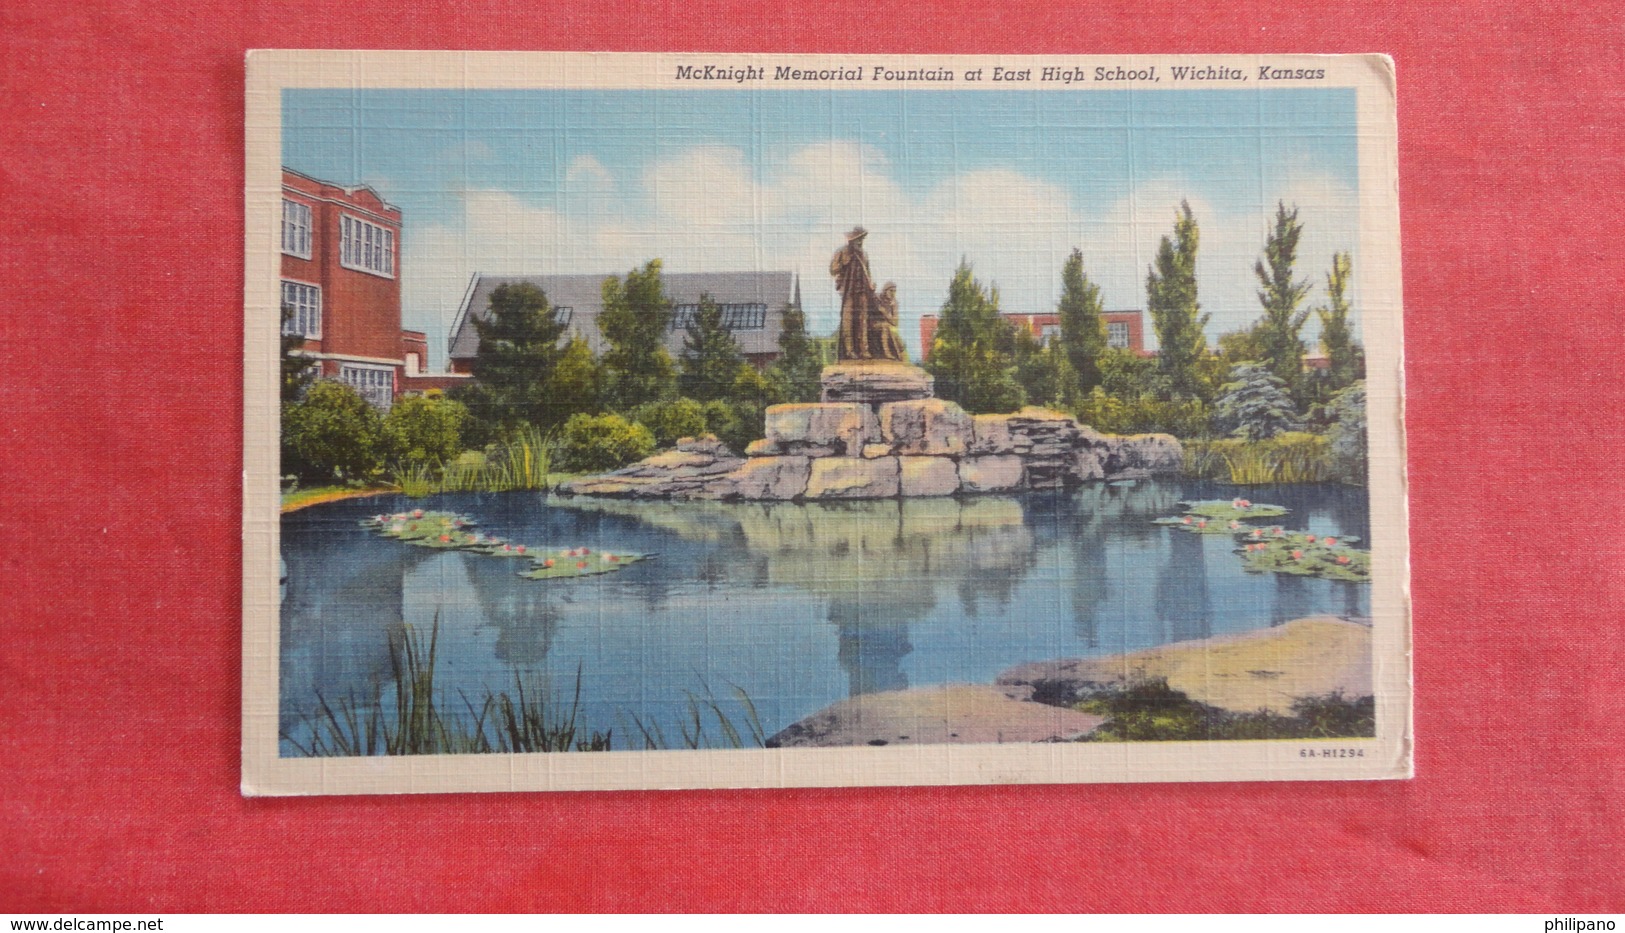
[280,280,321,339]
[340,214,395,277]
[1108,322,1130,350]
[340,363,394,410]
[281,199,312,259]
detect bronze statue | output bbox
[831,227,906,362]
[869,282,908,362]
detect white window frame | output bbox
[282,199,313,259]
[339,362,395,410]
[280,279,322,339]
[1107,321,1131,350]
[339,214,396,278]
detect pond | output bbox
[279,479,1370,754]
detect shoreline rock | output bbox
[766,617,1372,747]
[995,616,1372,716]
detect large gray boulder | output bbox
[879,398,972,457]
[764,402,879,457]
[804,456,901,500]
[727,455,812,501]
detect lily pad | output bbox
[1235,532,1371,582]
[519,550,652,580]
[1153,499,1289,534]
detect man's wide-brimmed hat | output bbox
[846,226,868,241]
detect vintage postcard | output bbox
[244,51,1409,795]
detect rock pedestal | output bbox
[819,361,935,404]
[560,367,1184,501]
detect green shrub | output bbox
[557,413,655,472]
[1075,388,1213,438]
[702,399,764,455]
[383,394,468,466]
[1077,678,1376,742]
[1326,382,1367,486]
[282,380,385,482]
[628,397,709,448]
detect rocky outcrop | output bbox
[560,436,744,498]
[561,366,1183,502]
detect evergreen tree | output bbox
[464,281,568,434]
[1214,363,1302,441]
[1056,248,1108,394]
[924,260,1025,414]
[1253,201,1312,395]
[543,337,603,424]
[678,294,747,402]
[598,260,677,409]
[1326,381,1368,485]
[1010,325,1080,409]
[1316,251,1363,392]
[768,301,823,403]
[1146,201,1210,400]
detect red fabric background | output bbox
[2,0,1621,912]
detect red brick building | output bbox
[281,168,458,408]
[917,310,1151,361]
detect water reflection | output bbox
[279,480,1371,750]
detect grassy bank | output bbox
[1076,678,1375,742]
[281,484,398,513]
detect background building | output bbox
[281,168,459,407]
[447,271,800,375]
[917,309,1150,361]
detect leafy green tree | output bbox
[1056,248,1108,394]
[1214,363,1302,441]
[599,260,677,409]
[1216,323,1269,368]
[678,295,746,402]
[283,380,385,482]
[1316,251,1364,392]
[463,281,568,435]
[768,301,823,403]
[383,394,469,466]
[281,302,315,403]
[925,260,1025,414]
[1253,202,1312,397]
[1146,201,1211,400]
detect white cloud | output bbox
[402,145,1360,369]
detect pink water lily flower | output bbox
[1291,549,1303,560]
[1324,537,1337,547]
[1182,516,1193,525]
[516,546,526,555]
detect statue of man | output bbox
[831,227,874,361]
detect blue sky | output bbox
[286,87,1360,369]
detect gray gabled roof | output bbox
[448,271,799,361]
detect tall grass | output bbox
[399,426,560,497]
[283,618,612,756]
[283,618,762,756]
[1184,432,1330,485]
